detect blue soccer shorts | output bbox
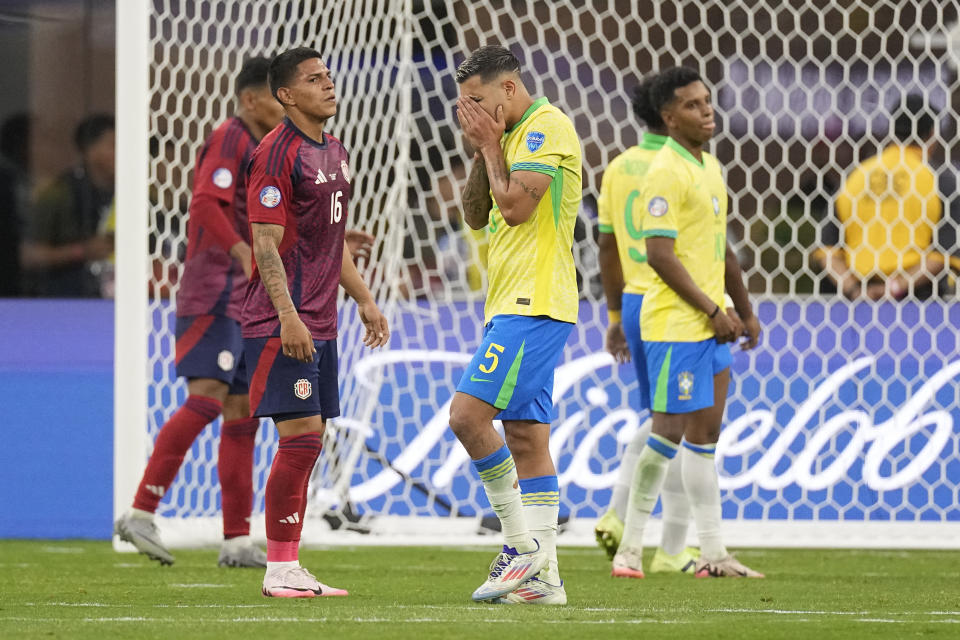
[245,337,340,420]
[456,314,574,424]
[175,314,248,394]
[621,293,651,411]
[642,337,733,414]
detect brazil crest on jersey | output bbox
[597,132,668,295]
[639,137,727,342]
[483,97,582,325]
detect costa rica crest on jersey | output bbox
[526,131,545,152]
[294,378,312,400]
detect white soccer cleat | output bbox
[495,576,567,605]
[611,547,645,579]
[695,554,765,578]
[114,513,174,566]
[471,542,547,602]
[218,538,267,568]
[261,565,349,598]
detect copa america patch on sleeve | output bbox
[648,196,668,217]
[259,186,282,208]
[526,131,545,152]
[212,167,233,189]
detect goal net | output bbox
[115,0,960,549]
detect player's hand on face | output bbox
[710,307,737,344]
[741,313,761,350]
[357,299,390,348]
[605,322,631,364]
[456,97,505,150]
[279,311,316,363]
[344,229,375,263]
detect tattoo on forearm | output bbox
[462,159,492,228]
[510,176,542,201]
[252,226,293,314]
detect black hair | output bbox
[268,47,322,100]
[74,113,114,153]
[631,73,663,129]
[649,66,703,114]
[893,94,936,142]
[236,56,272,95]
[455,45,521,83]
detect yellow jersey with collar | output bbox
[483,97,582,325]
[639,137,727,342]
[597,132,668,295]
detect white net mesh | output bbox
[137,0,960,547]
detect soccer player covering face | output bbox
[452,45,582,605]
[611,67,763,579]
[243,47,389,598]
[594,73,700,574]
[115,57,285,568]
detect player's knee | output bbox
[222,394,250,421]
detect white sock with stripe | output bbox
[472,445,536,553]
[681,441,728,561]
[520,475,560,583]
[611,421,650,519]
[660,452,692,555]
[619,434,678,552]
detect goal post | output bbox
[116,0,960,549]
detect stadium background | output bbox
[2,0,960,548]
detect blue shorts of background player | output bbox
[245,337,340,422]
[456,314,574,423]
[621,293,650,411]
[175,314,248,394]
[642,336,733,414]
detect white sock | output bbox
[681,443,728,561]
[222,535,252,550]
[473,446,536,553]
[130,508,154,521]
[659,452,691,555]
[266,560,299,571]
[611,421,650,519]
[519,476,560,583]
[619,435,678,551]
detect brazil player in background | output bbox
[451,45,582,605]
[242,47,389,598]
[611,67,763,579]
[595,72,700,574]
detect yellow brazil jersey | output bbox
[639,137,727,342]
[835,145,941,278]
[483,97,582,325]
[597,132,668,295]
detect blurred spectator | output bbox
[21,114,115,297]
[813,96,951,300]
[0,113,31,296]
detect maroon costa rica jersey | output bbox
[176,117,256,319]
[241,117,350,341]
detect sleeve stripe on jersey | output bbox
[641,229,679,239]
[222,120,242,159]
[266,127,298,178]
[511,161,557,176]
[598,223,614,233]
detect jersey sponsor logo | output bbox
[294,378,313,399]
[712,196,720,216]
[212,167,233,189]
[526,131,545,152]
[315,168,328,184]
[259,186,282,208]
[648,196,668,217]
[217,350,235,372]
[678,371,694,400]
[341,159,351,182]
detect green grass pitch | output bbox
[2,541,959,639]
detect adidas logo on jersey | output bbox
[146,484,165,497]
[315,168,327,184]
[279,512,301,524]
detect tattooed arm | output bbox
[461,154,493,230]
[251,222,315,363]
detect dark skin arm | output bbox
[598,231,629,363]
[251,222,314,363]
[646,235,737,343]
[724,242,760,349]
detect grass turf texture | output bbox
[2,542,959,639]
